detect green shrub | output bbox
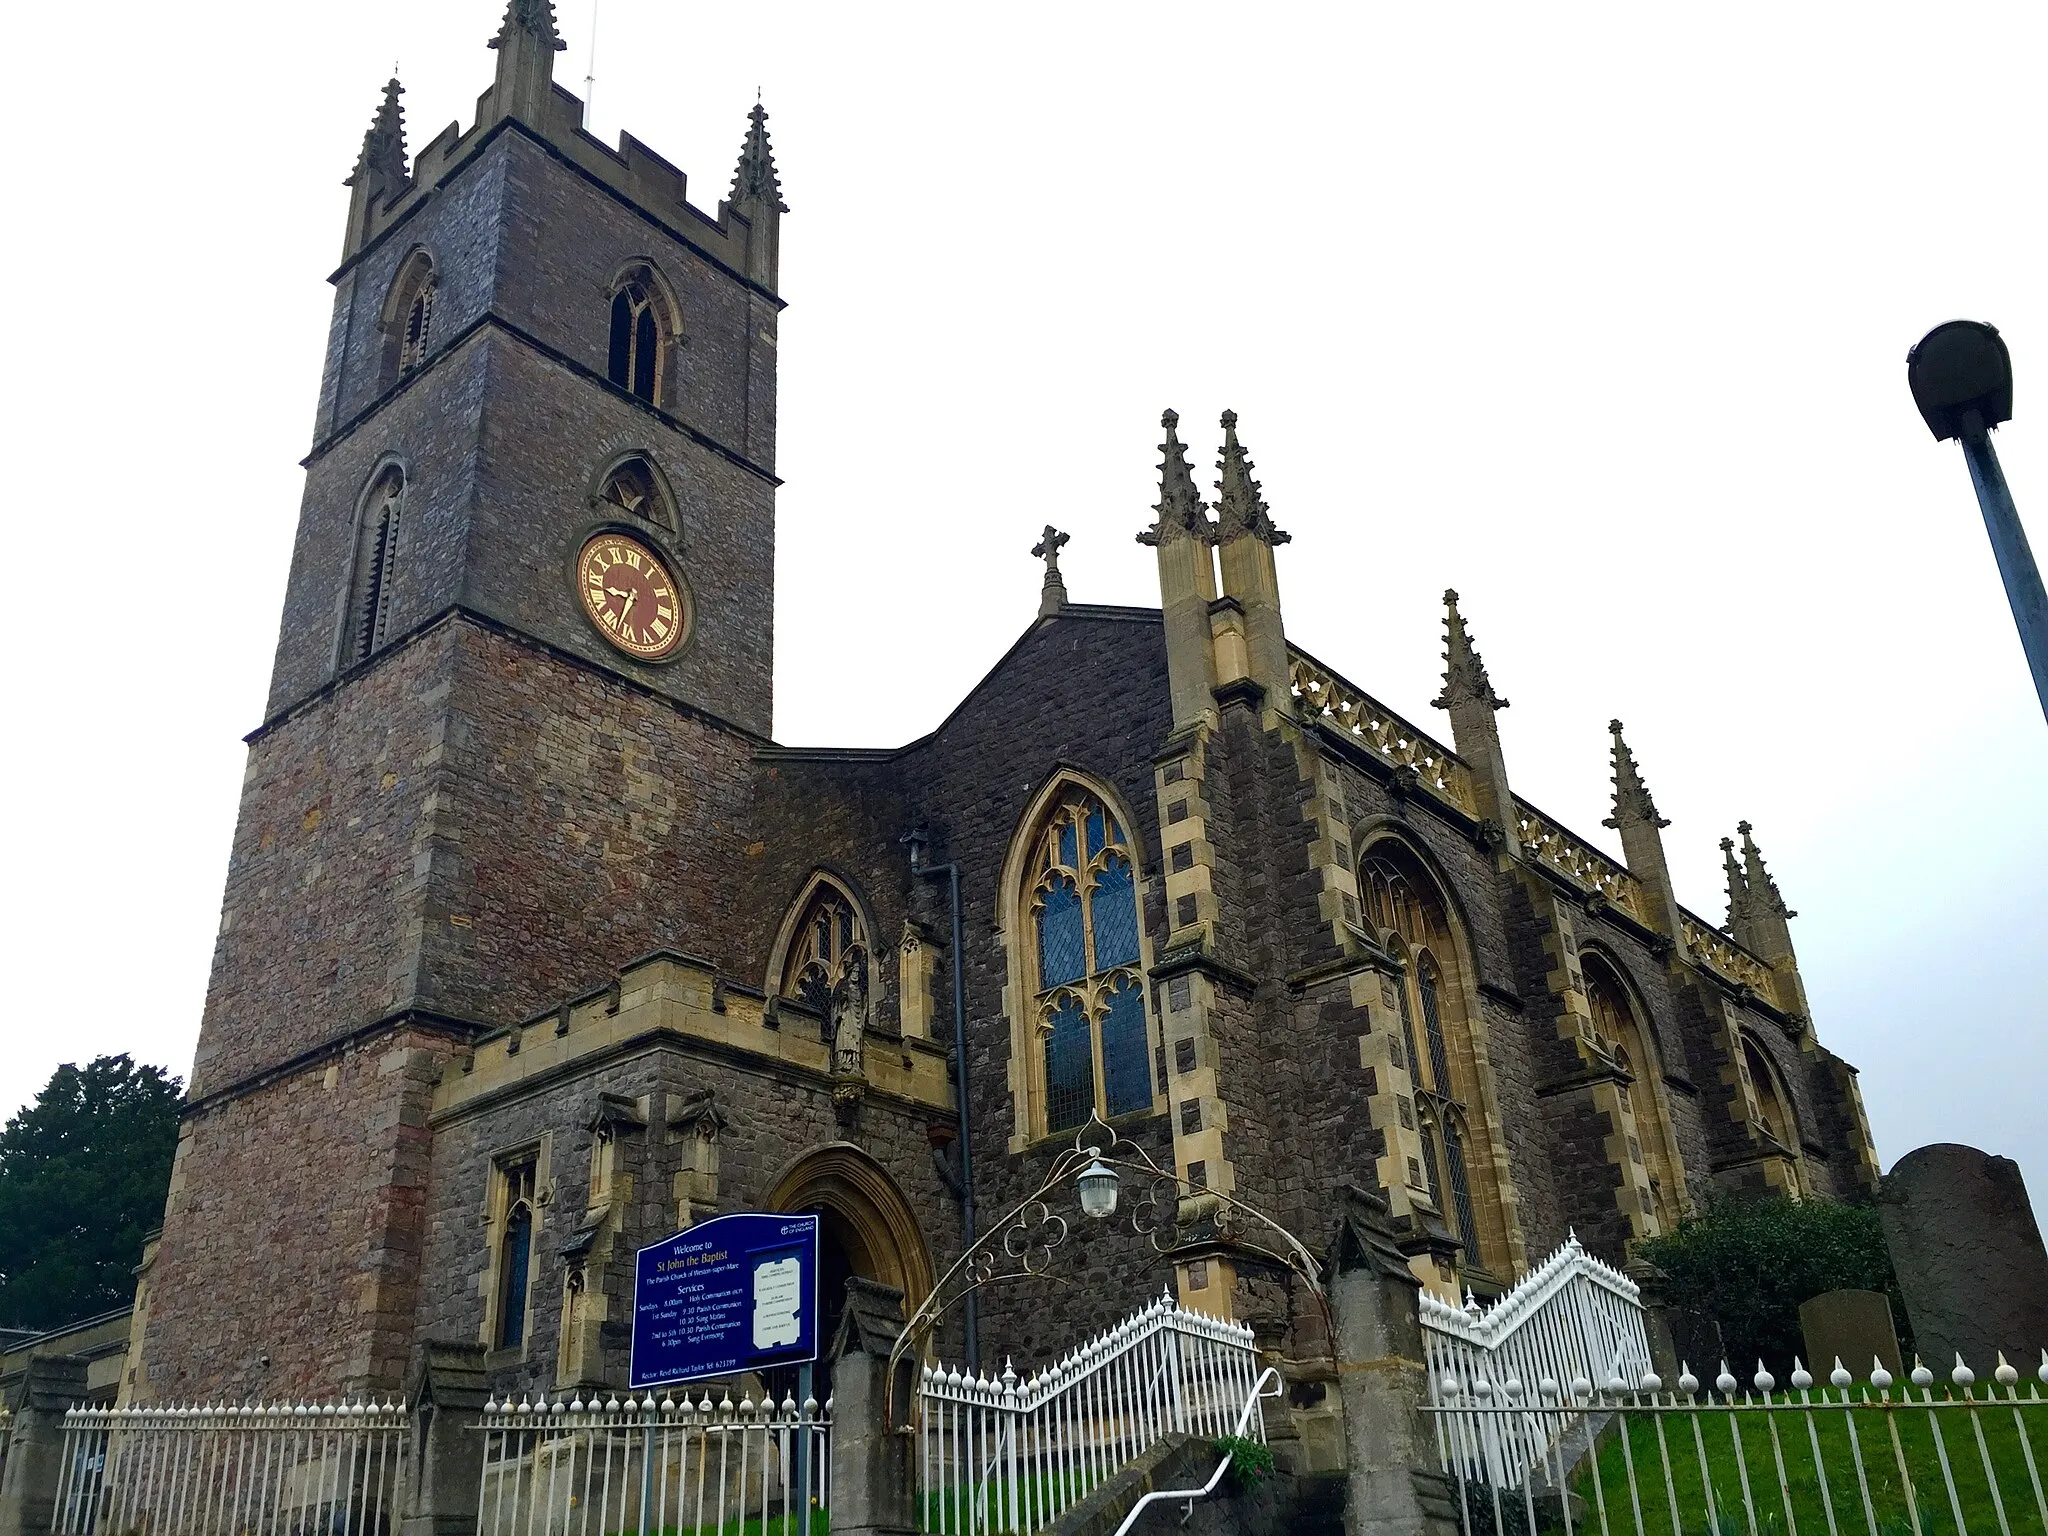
[1636,1193,1908,1377]
[1214,1434,1276,1491]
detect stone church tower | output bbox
[134,1,791,1399]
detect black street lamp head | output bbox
[1908,320,2012,441]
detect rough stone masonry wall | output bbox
[193,620,760,1098]
[192,623,469,1097]
[412,619,759,1025]
[136,1023,457,1402]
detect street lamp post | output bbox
[1907,320,2048,719]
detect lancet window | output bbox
[1585,955,1686,1230]
[1360,844,1511,1278]
[780,880,869,1021]
[346,467,405,665]
[1024,789,1153,1132]
[494,1155,538,1351]
[609,280,663,403]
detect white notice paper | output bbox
[752,1255,802,1350]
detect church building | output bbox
[127,0,1882,1412]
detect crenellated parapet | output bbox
[339,3,784,293]
[435,950,953,1124]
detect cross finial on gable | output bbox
[1032,526,1071,617]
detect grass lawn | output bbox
[1515,1396,2048,1536]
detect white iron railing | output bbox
[477,1387,829,1536]
[918,1291,1264,1535]
[1109,1367,1282,1536]
[53,1400,411,1536]
[1428,1352,2048,1536]
[1420,1235,1653,1488]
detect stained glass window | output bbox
[1090,857,1139,971]
[1418,955,1452,1098]
[1038,876,1085,988]
[1029,789,1154,1131]
[1100,976,1150,1117]
[1443,1118,1479,1258]
[1045,996,1093,1132]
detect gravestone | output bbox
[1798,1289,1902,1381]
[1878,1143,2048,1372]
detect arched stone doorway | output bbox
[764,1143,936,1392]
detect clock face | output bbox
[576,532,688,660]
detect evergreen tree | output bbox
[0,1055,182,1332]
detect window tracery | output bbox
[780,880,869,1022]
[1025,790,1154,1132]
[609,280,663,403]
[1360,845,1511,1277]
[597,457,666,526]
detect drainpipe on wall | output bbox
[904,826,977,1369]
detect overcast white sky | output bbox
[1,1,2042,1191]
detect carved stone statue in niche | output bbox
[830,946,869,1077]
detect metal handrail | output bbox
[1109,1367,1281,1536]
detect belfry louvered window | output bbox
[398,282,433,376]
[1028,791,1152,1132]
[609,282,661,403]
[348,469,404,664]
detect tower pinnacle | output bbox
[490,0,567,52]
[1739,822,1793,919]
[1432,590,1507,714]
[1721,836,1748,930]
[347,75,409,191]
[730,103,788,212]
[1213,411,1289,546]
[1602,720,1682,938]
[1138,410,1216,548]
[1603,720,1667,830]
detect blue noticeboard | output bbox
[630,1212,821,1389]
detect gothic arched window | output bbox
[1740,1034,1804,1191]
[609,281,663,403]
[1360,844,1513,1279]
[385,250,436,383]
[1585,956,1686,1231]
[345,467,405,665]
[1024,789,1153,1132]
[779,879,869,1021]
